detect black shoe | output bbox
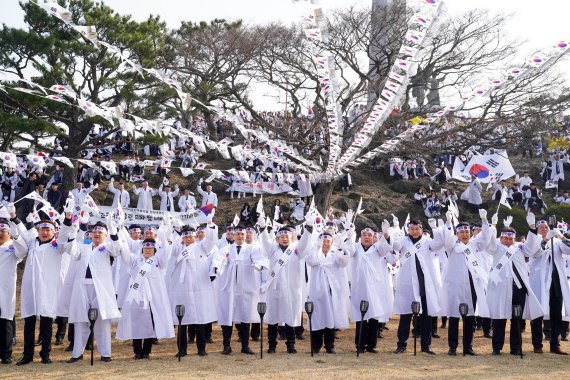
[152,338,159,345]
[484,332,493,339]
[440,324,447,329]
[464,349,477,356]
[296,334,305,341]
[325,348,336,354]
[510,349,525,356]
[133,354,142,360]
[356,347,366,354]
[207,337,214,344]
[1,357,12,365]
[55,338,64,346]
[394,347,406,354]
[16,357,33,366]
[432,333,441,339]
[222,346,232,355]
[448,349,457,356]
[41,357,52,364]
[366,347,378,353]
[67,355,84,363]
[287,346,297,354]
[101,357,112,362]
[175,352,187,358]
[267,348,276,354]
[492,350,501,355]
[312,348,321,354]
[140,354,149,360]
[241,347,255,355]
[421,347,436,355]
[198,350,208,356]
[65,343,74,352]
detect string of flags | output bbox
[294,0,344,175]
[335,0,445,176]
[347,36,570,172]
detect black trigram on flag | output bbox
[486,159,500,168]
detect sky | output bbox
[2,0,570,110]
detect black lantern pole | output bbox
[357,300,369,357]
[513,305,523,359]
[459,303,469,356]
[87,308,98,366]
[305,301,314,357]
[257,302,267,359]
[175,305,185,362]
[411,302,421,356]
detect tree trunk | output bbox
[313,180,337,214]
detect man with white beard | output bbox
[257,220,312,354]
[524,214,570,355]
[441,209,493,356]
[392,216,447,355]
[342,219,394,354]
[212,226,267,355]
[306,231,350,354]
[486,222,543,356]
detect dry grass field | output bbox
[3,316,570,380]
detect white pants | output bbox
[72,283,112,358]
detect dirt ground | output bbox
[3,316,570,380]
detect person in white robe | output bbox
[441,209,493,356]
[107,178,130,208]
[115,237,175,359]
[256,219,312,354]
[212,226,267,355]
[61,217,127,364]
[342,220,394,354]
[486,222,544,356]
[12,217,72,366]
[524,214,570,354]
[197,179,218,207]
[392,216,447,355]
[306,231,350,354]
[132,181,157,210]
[158,183,179,212]
[0,212,27,364]
[178,189,196,212]
[165,216,217,357]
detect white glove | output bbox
[79,211,90,225]
[257,216,266,229]
[199,178,204,184]
[546,230,562,240]
[526,212,536,227]
[63,200,75,214]
[345,209,355,225]
[110,177,115,182]
[391,214,399,228]
[491,213,498,226]
[446,211,453,223]
[428,218,437,229]
[206,208,215,223]
[503,215,513,228]
[304,212,315,227]
[479,208,487,220]
[381,219,390,234]
[26,211,36,223]
[6,203,15,214]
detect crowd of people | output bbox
[1,194,570,365]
